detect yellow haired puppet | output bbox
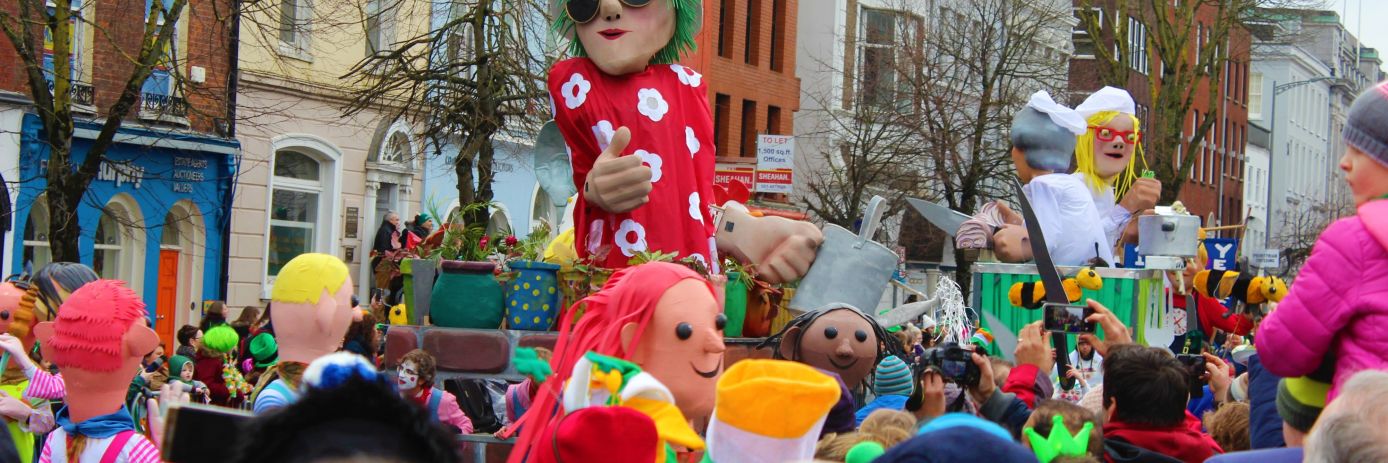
[1073,87,1161,247]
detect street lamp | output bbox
[1265,76,1339,249]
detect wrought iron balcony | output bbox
[139,93,189,118]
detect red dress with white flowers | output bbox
[549,58,717,270]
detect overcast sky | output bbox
[1328,0,1387,54]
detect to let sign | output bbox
[755,134,794,194]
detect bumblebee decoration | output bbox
[1193,269,1289,318]
[1009,267,1104,309]
[388,303,409,325]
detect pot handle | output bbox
[858,195,887,243]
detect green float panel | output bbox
[970,263,1166,356]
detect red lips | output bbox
[599,29,628,40]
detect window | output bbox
[42,1,85,97]
[268,150,323,277]
[1127,16,1149,74]
[22,197,51,271]
[365,0,395,55]
[744,0,761,65]
[858,8,916,109]
[740,100,756,158]
[715,93,730,158]
[141,0,182,120]
[1072,8,1103,59]
[718,0,733,58]
[767,105,783,135]
[279,0,310,56]
[770,0,786,72]
[93,212,123,280]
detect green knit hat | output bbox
[203,325,240,354]
[169,355,195,380]
[1276,377,1328,432]
[249,332,279,368]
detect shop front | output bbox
[10,114,238,349]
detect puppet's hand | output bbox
[1119,178,1161,213]
[995,201,1023,226]
[1121,209,1154,245]
[716,204,823,284]
[583,127,652,213]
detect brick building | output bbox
[0,0,240,350]
[1068,1,1251,236]
[681,0,801,196]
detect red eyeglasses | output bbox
[1090,126,1141,145]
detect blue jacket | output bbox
[1247,354,1286,449]
[855,394,909,426]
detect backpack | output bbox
[445,378,504,433]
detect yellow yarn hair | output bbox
[1074,111,1148,199]
[271,253,349,304]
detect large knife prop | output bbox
[1010,178,1077,391]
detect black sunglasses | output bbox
[567,0,652,25]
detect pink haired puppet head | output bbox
[35,279,159,422]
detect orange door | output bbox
[156,250,179,352]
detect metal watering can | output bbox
[790,196,899,312]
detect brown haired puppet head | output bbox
[776,305,880,387]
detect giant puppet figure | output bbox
[31,280,162,462]
[511,262,726,462]
[251,253,355,415]
[1072,87,1161,246]
[992,91,1113,266]
[549,0,821,281]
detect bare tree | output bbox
[343,0,552,228]
[800,0,1072,291]
[1272,197,1352,278]
[1076,0,1323,203]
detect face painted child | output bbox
[397,361,421,393]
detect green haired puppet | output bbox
[1024,415,1094,463]
[547,0,823,284]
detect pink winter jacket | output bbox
[1256,200,1388,401]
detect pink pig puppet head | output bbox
[268,253,355,365]
[553,0,702,76]
[34,280,160,424]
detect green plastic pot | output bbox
[429,260,504,329]
[723,272,748,337]
[400,259,415,323]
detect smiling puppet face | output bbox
[1090,113,1138,179]
[623,279,727,421]
[780,308,879,387]
[574,0,676,76]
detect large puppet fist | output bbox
[583,127,653,214]
[1119,178,1161,213]
[716,203,824,284]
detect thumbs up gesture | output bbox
[583,127,653,214]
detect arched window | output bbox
[22,196,51,270]
[94,196,143,288]
[268,149,323,277]
[93,211,123,279]
[486,209,511,237]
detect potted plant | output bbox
[502,223,562,331]
[425,202,506,329]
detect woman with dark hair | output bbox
[200,300,229,332]
[341,313,379,360]
[231,306,260,341]
[176,325,202,359]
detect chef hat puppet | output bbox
[1011,91,1087,172]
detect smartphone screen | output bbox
[162,403,253,462]
[1043,303,1096,334]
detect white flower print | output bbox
[636,150,663,183]
[561,73,591,110]
[587,219,605,254]
[637,88,669,122]
[615,219,648,257]
[689,192,703,223]
[671,64,703,87]
[593,120,615,151]
[685,126,700,157]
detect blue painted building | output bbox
[10,114,238,335]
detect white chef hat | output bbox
[1025,91,1087,136]
[1075,86,1137,119]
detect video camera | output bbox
[904,342,981,412]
